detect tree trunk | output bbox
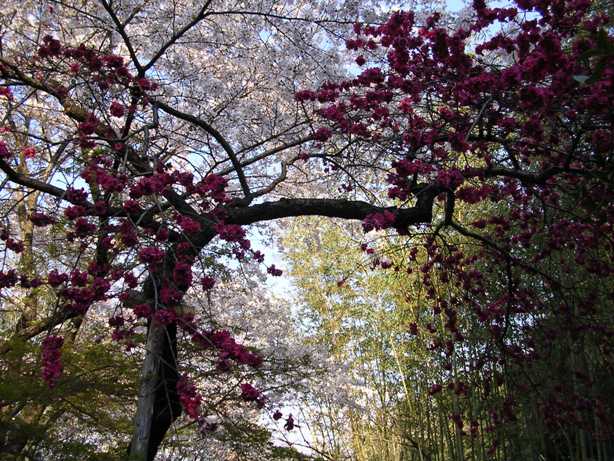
[129,311,180,461]
[129,320,167,461]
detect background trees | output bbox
[0,0,612,459]
[284,210,614,460]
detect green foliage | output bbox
[0,336,138,460]
[283,212,614,461]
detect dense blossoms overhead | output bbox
[297,0,613,273]
[299,4,612,189]
[0,0,612,457]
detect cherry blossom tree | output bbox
[0,0,612,459]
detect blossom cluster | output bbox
[177,376,203,419]
[41,335,64,388]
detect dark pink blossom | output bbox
[176,215,201,234]
[41,335,63,388]
[284,414,295,431]
[154,308,177,325]
[201,276,215,290]
[214,223,245,242]
[64,205,86,220]
[30,212,56,227]
[173,262,193,289]
[138,247,165,264]
[132,303,152,318]
[48,270,68,287]
[362,211,396,232]
[109,100,125,117]
[0,141,11,159]
[267,265,283,276]
[177,376,202,419]
[240,383,262,402]
[160,286,182,305]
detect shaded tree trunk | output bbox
[129,321,179,461]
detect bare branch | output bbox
[141,0,214,73]
[152,99,251,198]
[99,0,144,73]
[218,135,314,176]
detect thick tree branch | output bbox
[225,189,440,228]
[0,311,79,355]
[130,189,441,460]
[129,227,216,461]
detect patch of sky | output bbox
[447,0,467,11]
[258,28,273,43]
